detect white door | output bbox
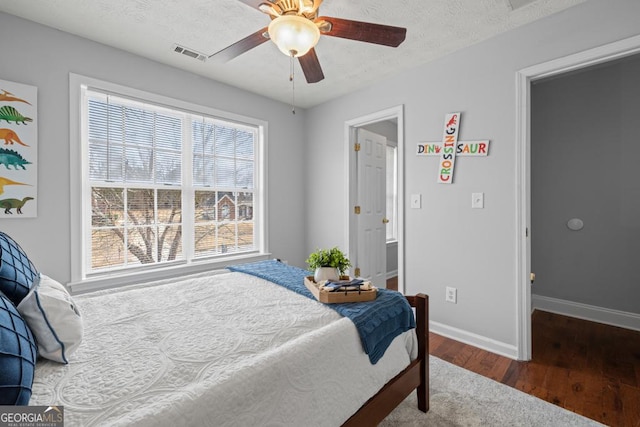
[356,128,387,288]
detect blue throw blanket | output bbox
[228,260,415,364]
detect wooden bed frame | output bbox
[343,293,429,426]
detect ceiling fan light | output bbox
[268,14,320,57]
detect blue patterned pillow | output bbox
[0,232,38,306]
[0,293,37,405]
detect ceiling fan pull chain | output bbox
[289,51,296,114]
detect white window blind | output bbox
[83,88,261,276]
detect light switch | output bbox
[411,194,421,209]
[472,192,484,209]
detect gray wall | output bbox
[0,12,308,283]
[361,120,397,143]
[305,0,640,354]
[386,242,398,276]
[531,54,640,314]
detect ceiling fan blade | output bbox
[316,16,406,47]
[298,48,324,83]
[208,27,269,62]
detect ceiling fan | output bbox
[208,0,407,84]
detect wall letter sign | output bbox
[417,112,490,184]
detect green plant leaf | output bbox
[306,246,351,274]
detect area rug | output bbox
[380,356,603,426]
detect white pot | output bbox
[314,267,339,282]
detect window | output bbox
[386,143,398,242]
[71,76,266,287]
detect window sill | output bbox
[68,252,272,295]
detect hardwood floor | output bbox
[386,276,639,425]
[429,310,640,427]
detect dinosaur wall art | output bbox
[0,128,29,146]
[0,176,28,195]
[0,106,33,125]
[0,196,33,214]
[0,90,31,105]
[0,78,37,218]
[0,148,31,170]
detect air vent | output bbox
[506,0,537,10]
[172,44,207,62]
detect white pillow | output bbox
[17,274,83,364]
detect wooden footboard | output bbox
[342,293,429,426]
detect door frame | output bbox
[515,35,640,360]
[344,105,404,293]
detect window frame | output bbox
[69,74,269,293]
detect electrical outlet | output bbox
[445,286,457,304]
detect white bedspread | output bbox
[31,270,417,426]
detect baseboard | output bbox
[386,270,398,280]
[532,294,640,332]
[430,321,519,360]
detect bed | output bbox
[1,234,428,426]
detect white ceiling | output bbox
[0,0,586,108]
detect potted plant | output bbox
[306,247,351,282]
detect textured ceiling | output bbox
[0,0,586,108]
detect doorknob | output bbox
[382,218,389,224]
[530,272,536,283]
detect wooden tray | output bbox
[304,276,377,304]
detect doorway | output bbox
[515,35,640,360]
[345,106,404,293]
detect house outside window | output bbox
[70,75,266,288]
